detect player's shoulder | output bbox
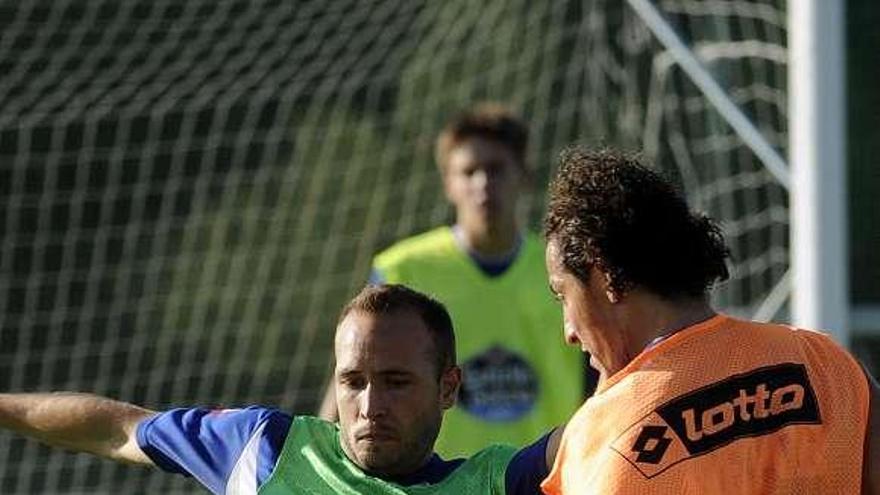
[373,226,456,266]
[465,441,547,495]
[136,405,295,491]
[139,405,293,442]
[289,414,338,433]
[199,404,292,425]
[724,316,849,353]
[468,443,519,465]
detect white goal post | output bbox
[788,0,848,344]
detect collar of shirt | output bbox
[451,224,523,277]
[382,454,465,486]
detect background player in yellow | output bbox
[540,146,880,494]
[321,104,593,458]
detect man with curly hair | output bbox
[539,146,880,494]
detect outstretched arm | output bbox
[0,392,155,465]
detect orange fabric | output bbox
[541,315,869,494]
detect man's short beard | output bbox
[350,414,442,478]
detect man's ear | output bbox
[439,366,462,410]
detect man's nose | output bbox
[360,383,389,419]
[471,169,489,190]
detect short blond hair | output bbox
[339,284,456,376]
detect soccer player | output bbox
[0,285,560,494]
[321,104,592,459]
[539,146,880,494]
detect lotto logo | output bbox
[680,382,806,442]
[611,363,821,478]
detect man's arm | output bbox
[0,392,155,465]
[864,369,880,495]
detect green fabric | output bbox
[258,416,515,494]
[373,226,582,458]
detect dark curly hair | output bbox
[543,146,729,299]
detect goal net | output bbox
[0,0,788,492]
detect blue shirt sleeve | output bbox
[504,431,552,495]
[136,406,291,494]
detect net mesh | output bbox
[0,0,787,492]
